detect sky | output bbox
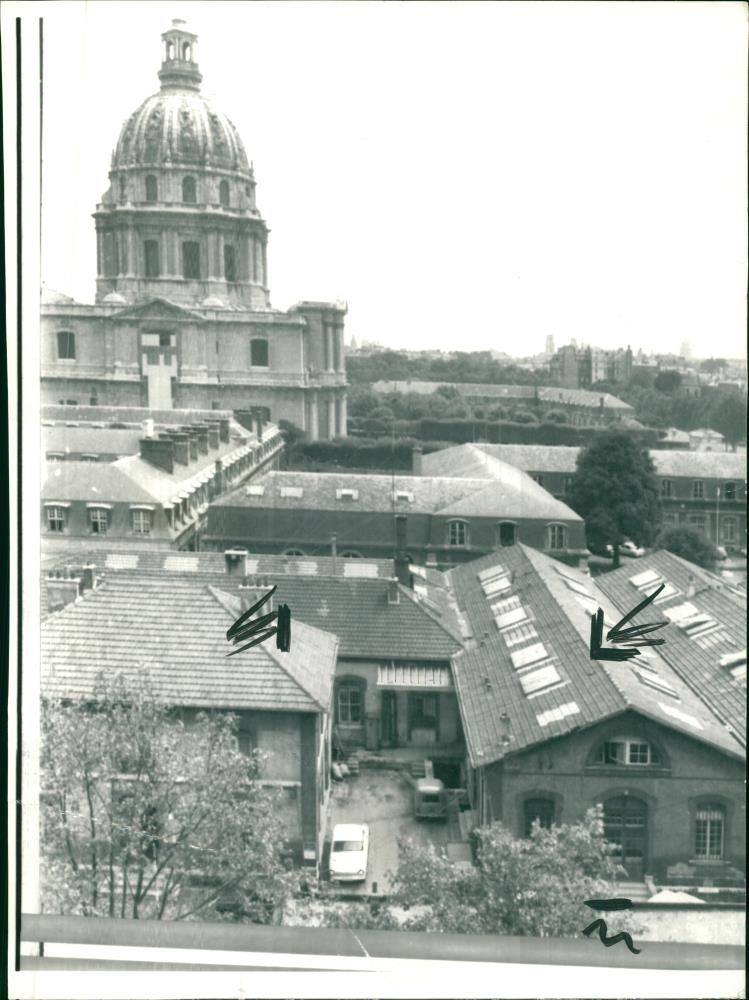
[38,0,747,359]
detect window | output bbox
[237,721,256,756]
[547,524,567,549]
[722,517,737,542]
[250,338,269,367]
[688,515,706,533]
[660,479,673,498]
[57,330,76,360]
[284,549,306,557]
[337,685,363,725]
[89,508,109,535]
[182,176,197,203]
[724,482,736,501]
[497,521,516,547]
[692,480,705,499]
[144,240,160,278]
[159,332,172,347]
[341,551,362,558]
[89,394,98,406]
[224,244,237,282]
[524,797,555,836]
[662,512,678,527]
[594,738,661,766]
[182,241,200,279]
[145,175,158,202]
[448,520,468,547]
[132,509,153,535]
[695,803,725,860]
[219,179,230,207]
[46,506,66,532]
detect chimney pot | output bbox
[387,578,400,605]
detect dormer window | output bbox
[447,519,468,547]
[546,523,567,549]
[497,521,517,547]
[593,738,661,766]
[336,488,359,501]
[145,175,158,202]
[182,176,197,203]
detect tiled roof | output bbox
[213,469,581,522]
[595,551,747,745]
[42,432,259,506]
[44,426,143,457]
[443,545,744,767]
[426,444,748,481]
[42,575,337,713]
[372,381,633,410]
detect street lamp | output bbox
[716,486,721,545]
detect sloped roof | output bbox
[42,574,337,713]
[44,426,143,457]
[443,545,744,767]
[425,443,747,481]
[595,551,747,745]
[213,468,581,523]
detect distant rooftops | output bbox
[371,380,634,411]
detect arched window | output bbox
[167,41,175,60]
[219,179,230,207]
[695,802,725,860]
[497,521,516,547]
[524,797,556,836]
[182,176,197,203]
[546,523,567,549]
[144,240,160,278]
[145,175,158,202]
[182,42,191,61]
[182,241,201,279]
[224,245,237,283]
[250,338,269,368]
[57,331,76,360]
[447,519,468,547]
[593,738,661,766]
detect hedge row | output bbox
[346,416,665,449]
[287,436,445,472]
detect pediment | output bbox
[113,298,205,322]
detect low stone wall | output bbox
[634,905,745,945]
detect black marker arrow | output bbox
[590,584,668,661]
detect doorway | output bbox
[381,691,398,747]
[603,795,648,880]
[408,693,439,746]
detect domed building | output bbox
[42,20,347,438]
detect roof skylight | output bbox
[336,488,359,500]
[536,701,580,727]
[633,667,679,699]
[495,606,530,630]
[502,622,539,648]
[519,663,562,696]
[511,642,548,670]
[280,486,303,499]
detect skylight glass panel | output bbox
[478,563,506,583]
[503,622,539,648]
[343,562,379,578]
[246,485,264,496]
[482,574,512,598]
[280,487,303,499]
[537,702,580,727]
[292,561,318,575]
[719,650,747,669]
[164,556,198,572]
[492,595,521,615]
[336,488,359,500]
[495,606,529,630]
[630,569,662,590]
[662,602,700,623]
[564,578,595,598]
[634,667,679,699]
[105,553,139,569]
[658,703,704,730]
[511,642,548,670]
[652,582,679,603]
[394,491,414,502]
[519,663,562,696]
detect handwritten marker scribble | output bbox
[226,585,291,655]
[582,918,641,955]
[590,583,668,662]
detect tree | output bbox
[657,525,720,571]
[654,370,682,394]
[708,392,747,449]
[41,670,293,922]
[543,409,568,424]
[320,807,635,939]
[567,431,660,567]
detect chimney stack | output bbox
[142,418,155,439]
[80,565,97,591]
[214,458,225,494]
[387,577,400,605]
[394,514,411,587]
[686,574,696,599]
[412,446,423,476]
[224,547,249,576]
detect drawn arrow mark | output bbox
[590,583,668,662]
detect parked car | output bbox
[605,540,645,558]
[329,823,369,883]
[715,545,728,560]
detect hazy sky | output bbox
[39,1,747,359]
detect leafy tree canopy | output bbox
[41,670,293,922]
[567,431,661,564]
[654,370,682,394]
[656,525,720,570]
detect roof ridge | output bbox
[264,622,336,711]
[397,583,464,650]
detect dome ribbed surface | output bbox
[112,89,250,175]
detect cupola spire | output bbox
[158,19,202,90]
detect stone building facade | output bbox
[41,20,347,440]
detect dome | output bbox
[112,90,250,176]
[110,20,250,177]
[102,291,127,304]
